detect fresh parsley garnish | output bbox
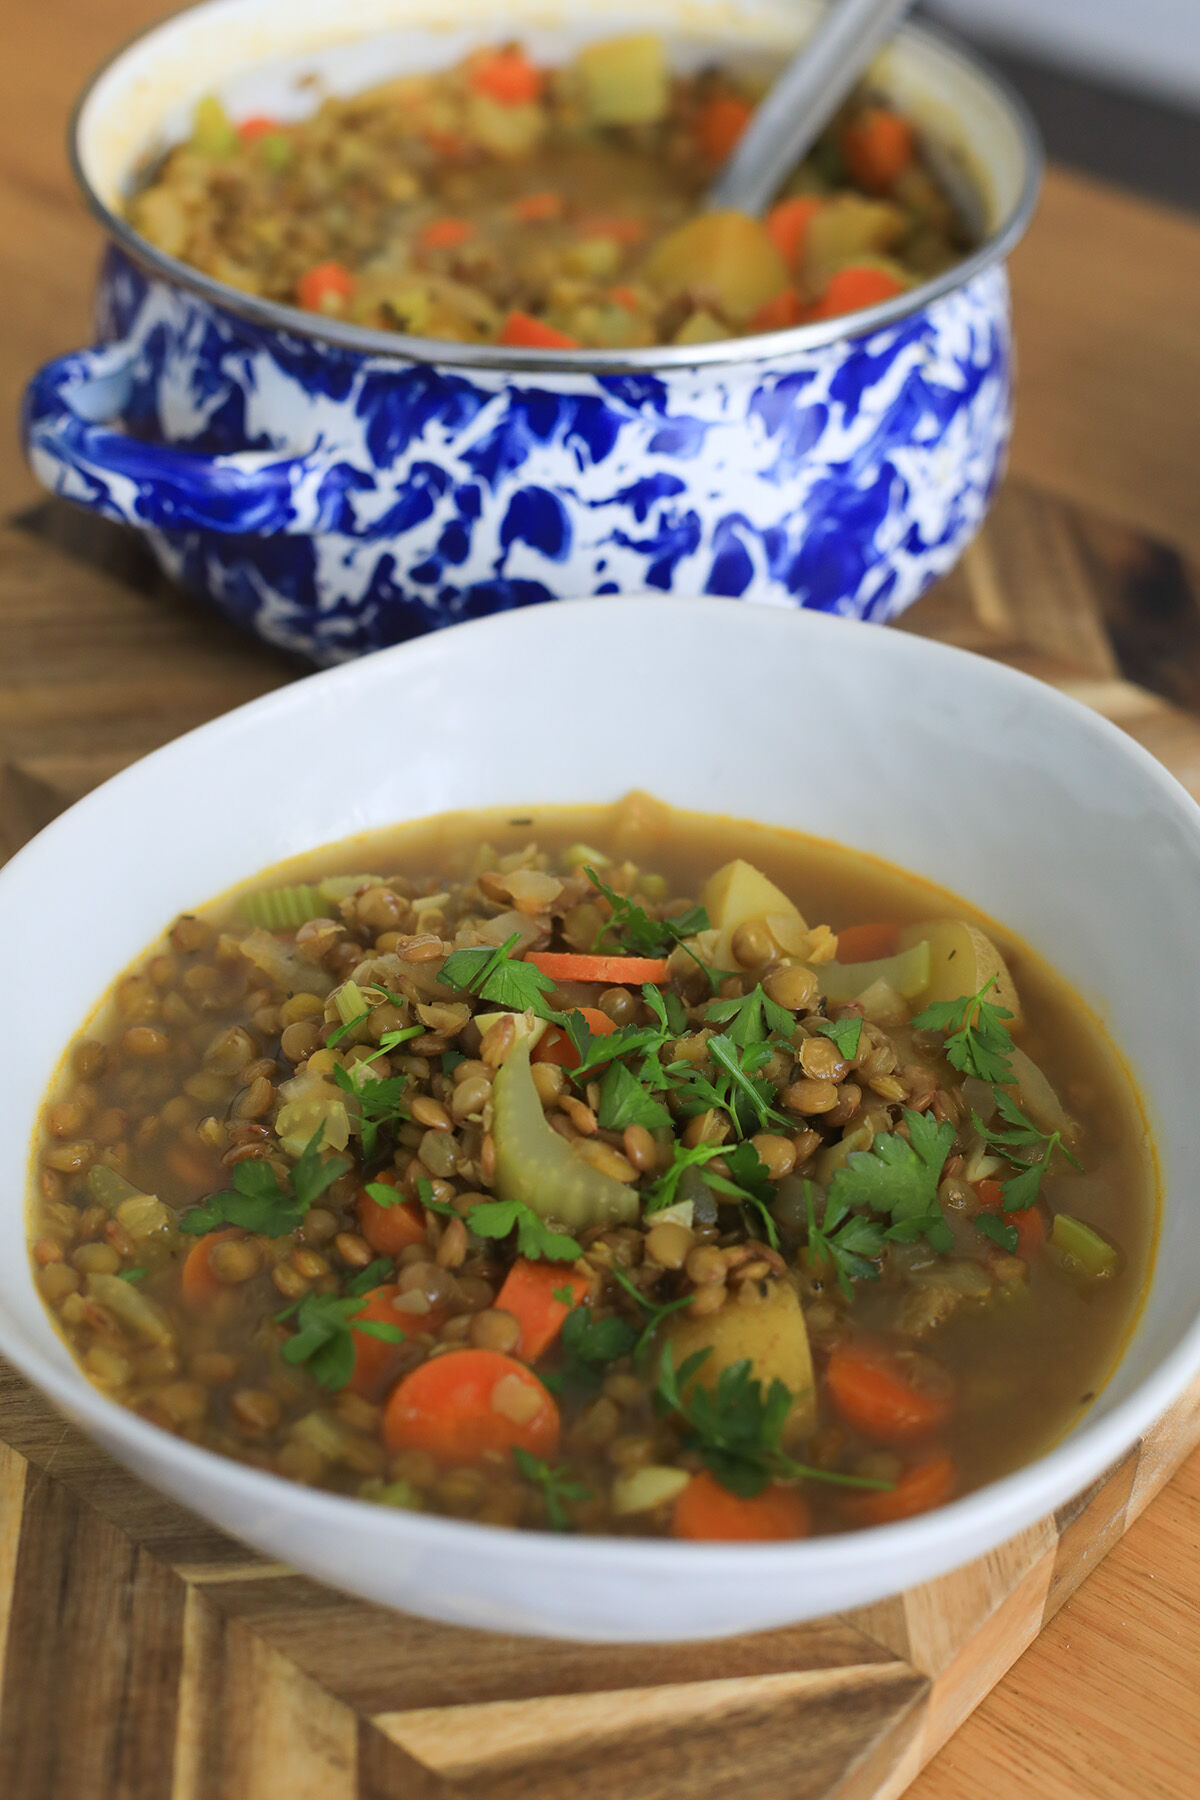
[511,1447,592,1530]
[585,869,708,959]
[911,979,1015,1085]
[333,1062,409,1162]
[827,1109,956,1254]
[975,1213,1019,1254]
[655,1346,890,1499]
[466,1198,582,1263]
[544,1302,637,1399]
[803,1179,887,1299]
[596,1059,672,1132]
[609,1264,695,1369]
[812,1014,863,1060]
[971,1089,1081,1216]
[705,984,795,1049]
[326,1009,370,1047]
[440,932,559,1019]
[181,1127,349,1236]
[345,1256,396,1297]
[118,1266,147,1284]
[277,1289,404,1390]
[413,1175,460,1219]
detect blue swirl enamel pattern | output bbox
[23,246,1012,662]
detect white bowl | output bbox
[3,599,1198,1642]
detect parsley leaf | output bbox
[971,1091,1081,1215]
[609,1264,695,1370]
[596,1060,672,1132]
[812,1015,863,1060]
[803,1180,887,1299]
[644,1141,729,1214]
[705,985,795,1050]
[911,979,1016,1085]
[655,1346,889,1498]
[414,1176,460,1219]
[332,1061,410,1162]
[585,869,708,958]
[440,932,559,1019]
[181,1127,348,1236]
[543,1304,637,1400]
[326,1009,370,1048]
[706,1031,788,1134]
[466,1199,582,1263]
[827,1109,956,1253]
[277,1289,405,1390]
[118,1266,147,1284]
[511,1447,592,1530]
[345,1256,395,1297]
[975,1213,1019,1254]
[643,982,689,1037]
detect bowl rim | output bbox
[67,0,1043,375]
[3,598,1199,1592]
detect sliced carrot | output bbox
[749,290,806,333]
[808,265,905,321]
[418,217,473,251]
[975,1180,1047,1261]
[524,950,670,984]
[424,128,469,159]
[841,107,915,194]
[237,115,280,143]
[576,215,648,247]
[844,1452,957,1527]
[495,1262,590,1362]
[835,923,900,964]
[765,196,824,268]
[469,47,544,106]
[180,1229,243,1309]
[383,1349,560,1462]
[356,1173,427,1257]
[296,261,356,312]
[696,95,753,163]
[825,1342,952,1442]
[610,285,641,314]
[531,1007,619,1070]
[499,312,581,351]
[512,191,563,224]
[348,1284,410,1399]
[672,1471,811,1541]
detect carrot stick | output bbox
[348,1284,411,1399]
[180,1229,243,1309]
[469,47,544,106]
[844,1452,956,1526]
[237,115,280,143]
[418,217,473,251]
[695,95,753,162]
[382,1349,560,1462]
[825,1342,952,1442]
[841,107,915,193]
[975,1180,1047,1261]
[749,290,806,333]
[808,266,905,321]
[524,950,670,984]
[296,261,356,312]
[499,312,581,350]
[835,923,900,964]
[512,191,563,223]
[672,1471,811,1541]
[495,1262,590,1361]
[531,1007,618,1070]
[765,196,823,268]
[356,1174,427,1257]
[609,285,642,314]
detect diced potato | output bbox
[575,34,669,127]
[465,93,545,158]
[700,859,808,970]
[820,940,931,1004]
[673,309,725,346]
[190,94,236,158]
[805,193,907,283]
[666,1277,816,1441]
[642,212,789,322]
[897,920,1022,1026]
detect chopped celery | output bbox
[86,1273,174,1345]
[241,928,333,997]
[1051,1214,1118,1280]
[563,843,609,870]
[333,980,369,1027]
[820,939,931,1004]
[86,1165,145,1212]
[492,1042,639,1230]
[575,34,669,127]
[241,884,330,930]
[191,95,237,157]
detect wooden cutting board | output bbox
[3,485,1200,1800]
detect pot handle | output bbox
[22,340,341,536]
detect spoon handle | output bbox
[706,0,916,217]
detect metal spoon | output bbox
[706,0,918,217]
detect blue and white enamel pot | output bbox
[23,0,1041,663]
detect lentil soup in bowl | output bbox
[22,0,1039,660]
[2,599,1197,1641]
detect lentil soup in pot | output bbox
[29,795,1155,1540]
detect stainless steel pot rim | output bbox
[68,4,1043,376]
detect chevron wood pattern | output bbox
[3,486,1200,1799]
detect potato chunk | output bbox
[575,34,669,127]
[700,859,807,970]
[897,919,1022,1027]
[642,213,789,323]
[667,1277,816,1442]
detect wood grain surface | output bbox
[5,3,1200,1793]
